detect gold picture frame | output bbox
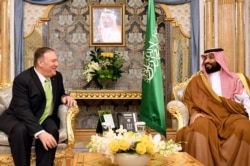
[89,5,125,46]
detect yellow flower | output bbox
[146,142,154,155]
[87,125,182,163]
[139,135,154,155]
[135,142,147,154]
[141,135,149,141]
[119,139,130,151]
[83,48,125,84]
[101,52,114,58]
[109,140,120,153]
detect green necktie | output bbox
[39,79,52,124]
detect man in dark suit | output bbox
[0,47,77,166]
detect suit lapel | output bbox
[30,67,45,96]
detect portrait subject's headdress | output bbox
[201,48,244,99]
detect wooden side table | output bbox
[69,90,142,142]
[73,152,204,166]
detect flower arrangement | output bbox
[87,126,182,163]
[83,47,125,86]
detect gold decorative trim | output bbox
[158,4,172,17]
[158,4,191,39]
[24,19,45,38]
[69,90,142,99]
[0,82,11,89]
[200,72,221,102]
[43,5,56,18]
[67,106,79,147]
[237,73,250,95]
[168,105,185,130]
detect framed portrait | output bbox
[89,5,125,46]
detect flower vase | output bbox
[97,78,112,89]
[114,153,151,166]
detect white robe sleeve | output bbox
[234,89,250,120]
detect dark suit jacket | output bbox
[0,67,66,136]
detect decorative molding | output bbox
[165,18,190,39]
[69,90,142,99]
[0,0,10,83]
[23,2,47,35]
[158,3,191,37]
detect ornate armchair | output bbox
[0,82,79,166]
[167,76,194,130]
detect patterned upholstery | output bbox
[0,86,11,115]
[0,83,79,165]
[175,86,187,101]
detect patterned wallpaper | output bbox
[24,0,190,92]
[24,2,190,36]
[47,0,153,91]
[24,3,47,35]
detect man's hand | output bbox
[38,132,57,151]
[190,112,206,124]
[62,95,77,107]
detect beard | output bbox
[205,62,221,73]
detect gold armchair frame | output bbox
[0,83,79,166]
[167,76,195,130]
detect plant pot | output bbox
[114,153,151,166]
[97,78,113,89]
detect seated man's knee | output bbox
[11,123,28,136]
[8,123,30,144]
[192,118,216,132]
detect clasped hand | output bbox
[190,112,206,124]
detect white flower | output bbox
[83,61,101,82]
[86,126,182,163]
[89,61,101,71]
[83,48,125,83]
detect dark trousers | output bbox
[8,117,59,166]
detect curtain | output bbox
[25,0,66,4]
[14,0,66,75]
[155,0,199,73]
[14,0,24,75]
[155,0,190,4]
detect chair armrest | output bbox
[167,100,189,130]
[58,105,79,145]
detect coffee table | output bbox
[73,152,204,166]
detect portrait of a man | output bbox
[90,5,124,46]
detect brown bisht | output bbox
[176,71,250,166]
